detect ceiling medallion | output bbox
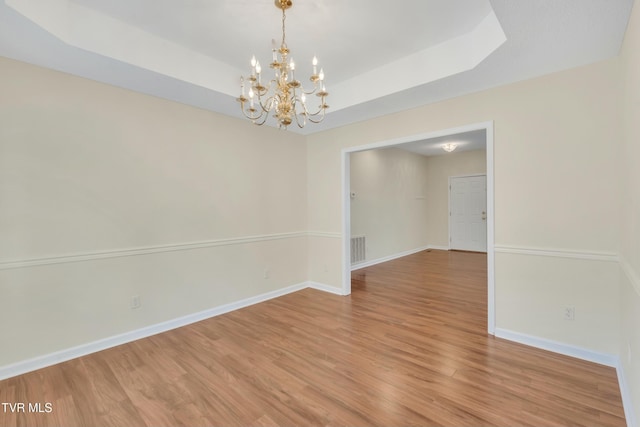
[236,0,329,130]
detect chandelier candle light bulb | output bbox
[236,0,329,129]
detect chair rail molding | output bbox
[0,231,310,270]
[494,245,619,263]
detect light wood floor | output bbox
[0,250,626,427]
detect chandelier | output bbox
[236,0,329,130]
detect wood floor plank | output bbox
[0,249,626,426]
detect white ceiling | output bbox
[400,130,487,157]
[0,0,634,134]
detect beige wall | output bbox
[620,1,640,423]
[307,58,621,355]
[0,56,308,366]
[349,148,430,263]
[425,150,487,248]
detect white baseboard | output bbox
[308,281,346,296]
[351,245,431,271]
[494,328,618,367]
[0,282,308,381]
[616,360,638,427]
[496,328,635,427]
[428,245,450,251]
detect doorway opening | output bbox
[340,121,495,334]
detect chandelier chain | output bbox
[281,7,286,47]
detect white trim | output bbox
[620,256,640,296]
[341,150,352,296]
[307,231,342,239]
[494,245,619,263]
[0,232,310,271]
[428,245,450,251]
[341,121,496,335]
[351,245,431,271]
[0,282,308,381]
[616,360,638,427]
[494,328,618,367]
[308,281,347,295]
[486,123,495,334]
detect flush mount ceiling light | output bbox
[237,0,329,130]
[442,143,458,153]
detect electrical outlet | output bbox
[563,306,575,321]
[131,295,141,309]
[264,269,270,279]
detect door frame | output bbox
[448,174,488,252]
[341,121,496,335]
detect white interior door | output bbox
[450,175,487,252]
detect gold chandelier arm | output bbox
[292,96,308,128]
[303,97,329,117]
[307,110,326,124]
[237,91,273,124]
[300,84,321,96]
[252,109,271,126]
[259,95,278,114]
[238,99,271,126]
[251,81,272,101]
[293,111,306,128]
[239,103,265,121]
[253,80,278,112]
[306,108,326,118]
